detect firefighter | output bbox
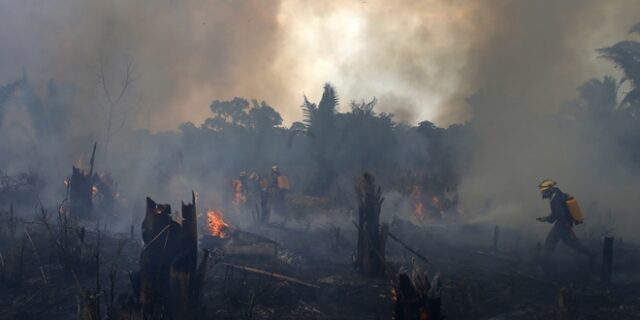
[269,165,288,217]
[536,179,595,263]
[232,171,248,206]
[247,172,269,223]
[238,171,249,195]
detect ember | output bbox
[91,185,98,200]
[207,209,230,238]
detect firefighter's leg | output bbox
[543,225,562,259]
[561,228,595,261]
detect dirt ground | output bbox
[1,207,640,320]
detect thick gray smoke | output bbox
[453,1,640,241]
[0,1,639,239]
[0,0,285,131]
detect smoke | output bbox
[1,1,639,239]
[0,0,286,131]
[452,0,640,240]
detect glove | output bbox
[536,217,546,222]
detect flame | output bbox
[207,209,230,238]
[91,185,98,200]
[411,185,424,216]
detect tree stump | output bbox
[133,192,204,319]
[70,166,93,218]
[70,143,97,219]
[354,172,386,277]
[392,261,442,320]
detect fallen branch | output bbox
[386,230,432,266]
[220,262,320,289]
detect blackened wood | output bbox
[70,166,92,218]
[355,172,386,277]
[137,194,202,319]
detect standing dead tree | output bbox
[70,143,97,219]
[354,172,387,277]
[98,55,137,162]
[129,192,206,319]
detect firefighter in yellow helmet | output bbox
[269,164,287,218]
[536,179,594,267]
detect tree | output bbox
[205,97,251,131]
[597,23,640,113]
[248,100,282,132]
[98,55,138,162]
[299,83,340,195]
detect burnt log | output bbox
[354,172,386,277]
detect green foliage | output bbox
[597,26,640,111]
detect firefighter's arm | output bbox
[536,215,552,222]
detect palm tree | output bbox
[597,22,640,114]
[299,83,340,195]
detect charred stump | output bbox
[70,166,93,218]
[132,192,204,319]
[393,262,442,320]
[354,172,386,277]
[70,143,97,218]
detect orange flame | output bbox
[411,185,424,216]
[91,185,98,200]
[207,209,230,238]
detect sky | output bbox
[0,0,637,130]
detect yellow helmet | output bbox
[538,179,557,192]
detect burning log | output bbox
[203,209,279,257]
[132,192,204,319]
[354,172,386,277]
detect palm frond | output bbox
[301,95,317,129]
[318,83,338,114]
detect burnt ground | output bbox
[1,208,640,320]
